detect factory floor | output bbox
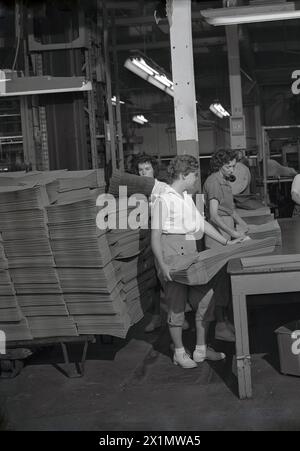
[1,295,300,431]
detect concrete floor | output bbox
[1,296,300,431]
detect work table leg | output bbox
[232,278,252,399]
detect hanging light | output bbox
[209,102,230,119]
[124,56,174,97]
[111,95,125,106]
[132,115,149,125]
[201,2,300,26]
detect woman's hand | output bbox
[238,217,249,228]
[227,236,251,245]
[238,223,249,233]
[160,263,172,282]
[247,224,257,232]
[231,230,247,239]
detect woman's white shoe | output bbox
[173,351,197,368]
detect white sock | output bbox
[175,347,185,355]
[195,345,207,355]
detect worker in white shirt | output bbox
[151,155,243,369]
[136,154,190,333]
[291,173,300,216]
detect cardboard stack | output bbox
[107,175,157,325]
[109,170,155,197]
[47,192,131,339]
[241,213,274,226]
[235,206,271,217]
[168,237,277,285]
[237,220,282,246]
[0,184,78,339]
[0,233,32,341]
[0,169,158,342]
[117,248,156,325]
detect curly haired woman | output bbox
[151,155,243,368]
[203,149,250,342]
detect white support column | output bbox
[168,0,199,161]
[226,25,246,151]
[254,104,263,160]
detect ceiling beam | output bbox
[114,11,211,26]
[253,41,300,52]
[114,36,226,51]
[106,2,140,9]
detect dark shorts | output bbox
[163,268,229,326]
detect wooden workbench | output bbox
[227,218,300,399]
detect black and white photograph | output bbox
[0,0,300,433]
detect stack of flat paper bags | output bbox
[109,170,155,197]
[47,194,131,339]
[168,237,276,285]
[0,234,32,341]
[237,220,282,246]
[102,189,156,325]
[0,184,78,339]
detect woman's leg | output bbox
[165,281,186,346]
[204,219,235,341]
[169,325,184,349]
[190,285,225,362]
[165,281,197,368]
[212,266,235,342]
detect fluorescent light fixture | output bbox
[209,102,230,118]
[124,57,174,97]
[111,95,125,105]
[132,114,148,125]
[201,2,300,26]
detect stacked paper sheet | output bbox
[114,236,156,325]
[242,214,274,225]
[0,235,32,340]
[0,169,106,205]
[0,185,75,339]
[168,237,276,285]
[26,316,78,338]
[0,169,154,341]
[109,170,155,197]
[0,319,32,341]
[235,207,271,217]
[238,220,282,246]
[0,185,49,212]
[108,229,150,259]
[47,194,131,338]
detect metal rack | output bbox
[0,99,24,171]
[260,125,300,203]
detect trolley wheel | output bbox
[0,359,24,379]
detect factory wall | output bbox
[132,123,217,157]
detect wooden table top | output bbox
[228,217,300,274]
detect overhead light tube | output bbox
[201,2,300,26]
[132,114,148,125]
[124,57,174,97]
[209,102,230,118]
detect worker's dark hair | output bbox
[167,155,199,182]
[210,148,237,173]
[134,154,158,177]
